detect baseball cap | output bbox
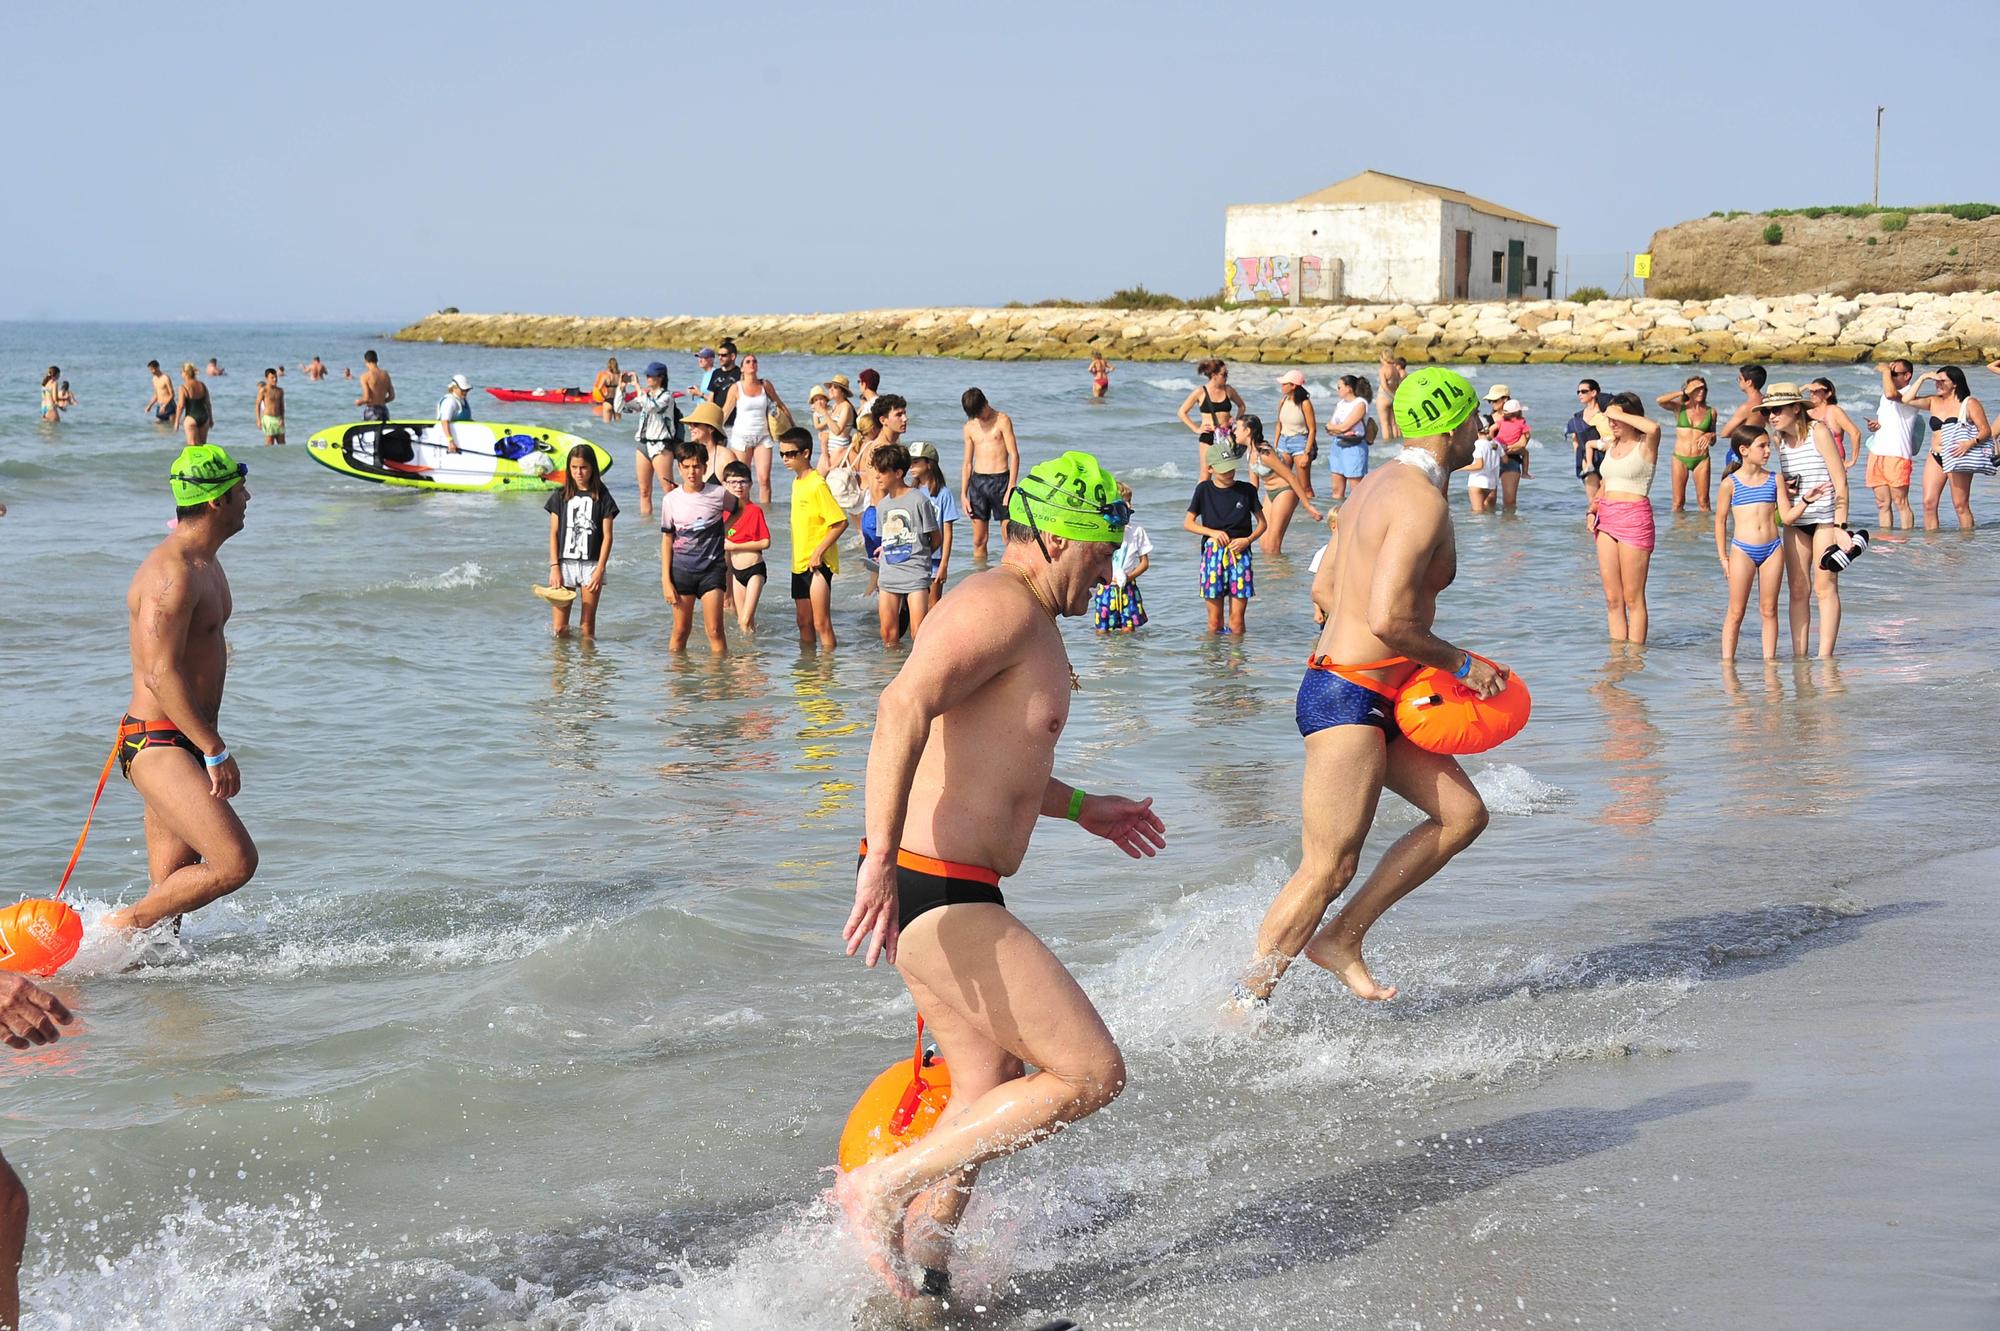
[644,361,670,379]
[1279,370,1307,388]
[1205,440,1244,472]
[1501,398,1523,414]
[168,443,248,505]
[1484,383,1511,402]
[906,440,939,461]
[697,347,716,359]
[450,374,471,391]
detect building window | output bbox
[1491,251,1504,282]
[1526,256,1538,286]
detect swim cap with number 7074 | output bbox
[1393,367,1478,439]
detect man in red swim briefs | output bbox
[837,451,1166,1301]
[1239,367,1506,1006]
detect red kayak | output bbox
[486,387,682,405]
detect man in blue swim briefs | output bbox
[838,451,1166,1300]
[1239,367,1507,1006]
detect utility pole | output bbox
[1873,105,1884,207]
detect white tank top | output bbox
[731,386,769,446]
[1777,427,1836,523]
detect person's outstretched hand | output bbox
[0,973,72,1049]
[1079,795,1167,859]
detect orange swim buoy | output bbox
[1395,658,1532,755]
[837,1021,952,1172]
[0,899,84,977]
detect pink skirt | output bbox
[1595,498,1656,551]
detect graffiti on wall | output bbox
[1225,254,1326,302]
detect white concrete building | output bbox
[1223,170,1558,304]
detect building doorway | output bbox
[1506,240,1525,297]
[1453,230,1471,299]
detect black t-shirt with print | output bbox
[707,365,743,423]
[1187,479,1262,540]
[546,487,621,563]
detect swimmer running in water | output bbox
[102,445,258,934]
[837,451,1165,1300]
[1240,368,1505,1005]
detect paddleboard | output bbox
[306,421,610,493]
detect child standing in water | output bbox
[1713,425,1801,661]
[1184,440,1265,633]
[1092,481,1150,631]
[544,445,619,639]
[721,460,769,633]
[1087,352,1112,399]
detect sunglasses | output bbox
[778,448,806,458]
[1576,388,1592,395]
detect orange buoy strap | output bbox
[54,735,124,901]
[891,1017,929,1136]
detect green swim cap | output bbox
[1393,367,1479,440]
[169,444,247,505]
[1007,451,1129,544]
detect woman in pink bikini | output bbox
[1584,394,1663,644]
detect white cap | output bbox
[450,374,471,391]
[1501,397,1523,414]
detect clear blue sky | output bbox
[9,0,1996,322]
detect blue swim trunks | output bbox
[1296,659,1403,740]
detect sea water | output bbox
[1,323,1995,1329]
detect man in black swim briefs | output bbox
[1241,368,1506,1007]
[102,444,259,933]
[837,451,1165,1301]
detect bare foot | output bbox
[1303,935,1398,1001]
[833,1164,914,1300]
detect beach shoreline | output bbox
[394,291,2000,366]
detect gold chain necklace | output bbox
[1003,565,1081,692]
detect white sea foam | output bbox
[1472,762,1570,816]
[1144,377,1200,392]
[60,895,579,981]
[25,1197,337,1331]
[1122,460,1186,480]
[389,560,489,591]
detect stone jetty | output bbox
[395,290,2000,365]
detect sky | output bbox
[9,0,1999,323]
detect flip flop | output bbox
[533,584,577,606]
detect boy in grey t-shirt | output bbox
[870,441,937,646]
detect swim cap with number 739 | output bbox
[1393,367,1478,439]
[1007,450,1129,544]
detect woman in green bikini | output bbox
[1656,375,1718,513]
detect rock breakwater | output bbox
[396,291,2000,365]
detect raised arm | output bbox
[1656,389,1687,411]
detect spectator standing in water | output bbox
[356,349,394,423]
[959,388,1020,562]
[1861,360,1923,530]
[174,362,212,445]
